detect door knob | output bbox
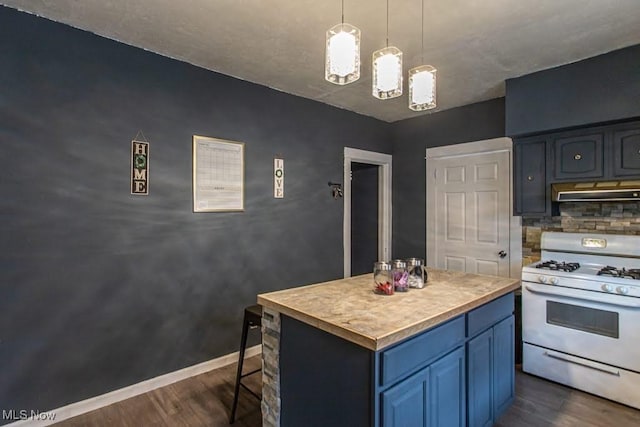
[498,250,507,258]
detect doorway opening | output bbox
[351,162,379,275]
[343,148,392,278]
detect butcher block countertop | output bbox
[257,268,520,351]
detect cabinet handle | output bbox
[527,175,534,181]
[574,153,582,160]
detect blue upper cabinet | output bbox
[550,132,605,180]
[513,119,640,216]
[513,137,549,216]
[612,124,640,177]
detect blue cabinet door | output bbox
[467,315,516,427]
[467,328,493,427]
[493,315,515,420]
[429,346,466,427]
[382,366,429,427]
[551,132,605,180]
[612,126,640,176]
[514,138,549,216]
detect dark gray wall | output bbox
[506,44,640,136]
[0,6,391,415]
[391,98,506,259]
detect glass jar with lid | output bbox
[391,259,409,292]
[373,261,394,295]
[406,258,426,288]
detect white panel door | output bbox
[431,150,511,276]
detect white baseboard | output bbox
[5,345,262,427]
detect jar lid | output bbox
[391,259,407,268]
[405,257,423,266]
[374,261,392,271]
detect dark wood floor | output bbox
[55,358,640,426]
[497,366,640,427]
[55,356,262,427]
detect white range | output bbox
[522,232,640,409]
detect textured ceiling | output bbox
[3,0,640,122]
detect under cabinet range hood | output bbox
[552,181,640,202]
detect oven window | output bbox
[546,301,619,338]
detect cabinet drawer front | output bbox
[467,293,514,338]
[380,316,465,387]
[552,134,604,179]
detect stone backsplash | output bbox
[261,308,281,427]
[522,202,640,262]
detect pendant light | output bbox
[372,0,403,99]
[325,0,361,85]
[408,0,436,111]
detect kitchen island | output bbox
[258,268,521,427]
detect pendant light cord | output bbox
[421,0,424,62]
[341,0,344,24]
[386,0,389,47]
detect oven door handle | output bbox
[544,350,621,376]
[524,283,640,308]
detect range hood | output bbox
[552,181,640,202]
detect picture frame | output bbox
[192,135,245,212]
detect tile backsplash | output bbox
[522,202,640,261]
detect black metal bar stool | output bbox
[229,304,262,424]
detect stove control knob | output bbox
[549,277,559,285]
[601,284,613,293]
[538,276,547,284]
[616,286,629,295]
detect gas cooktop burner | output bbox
[535,260,581,272]
[597,266,640,280]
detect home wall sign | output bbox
[274,158,284,198]
[193,135,245,212]
[131,138,149,195]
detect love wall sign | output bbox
[131,140,149,195]
[274,158,284,198]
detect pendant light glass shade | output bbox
[408,65,436,111]
[325,23,361,85]
[372,46,403,99]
